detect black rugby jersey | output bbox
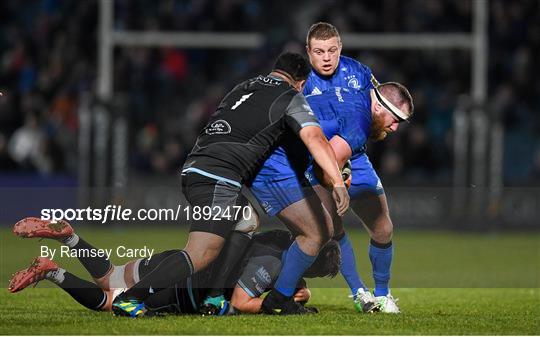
[144,230,295,314]
[183,75,319,184]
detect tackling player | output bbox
[110,52,348,317]
[9,218,340,316]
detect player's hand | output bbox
[342,159,352,189]
[293,287,311,303]
[332,183,349,217]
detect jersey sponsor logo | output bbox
[256,266,272,283]
[334,87,344,102]
[205,120,232,135]
[311,87,322,95]
[250,276,265,294]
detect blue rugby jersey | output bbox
[306,87,372,157]
[303,55,374,96]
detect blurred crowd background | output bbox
[0,0,538,189]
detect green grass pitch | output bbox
[1,227,539,335]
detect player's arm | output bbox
[230,285,311,313]
[310,130,354,191]
[283,92,349,215]
[293,287,311,303]
[230,285,263,313]
[328,135,352,169]
[299,126,343,187]
[299,126,349,216]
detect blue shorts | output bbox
[251,155,313,217]
[306,152,384,199]
[252,152,383,217]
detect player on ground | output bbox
[110,52,348,317]
[9,218,340,316]
[303,22,412,313]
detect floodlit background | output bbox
[1,3,539,334]
[0,0,538,229]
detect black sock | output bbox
[72,237,112,279]
[57,272,108,311]
[207,231,251,298]
[123,250,194,301]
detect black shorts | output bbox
[181,171,248,238]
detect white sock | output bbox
[46,268,66,284]
[62,233,80,248]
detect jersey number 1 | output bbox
[231,93,253,110]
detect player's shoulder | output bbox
[339,55,372,73]
[339,55,367,68]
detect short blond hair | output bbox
[306,22,341,47]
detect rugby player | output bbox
[110,52,349,316]
[303,22,412,313]
[253,83,413,315]
[9,218,340,316]
[248,23,414,314]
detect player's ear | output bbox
[297,79,306,92]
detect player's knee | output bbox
[184,236,225,272]
[308,229,332,249]
[233,203,259,237]
[94,266,114,291]
[371,215,393,243]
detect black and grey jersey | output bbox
[235,230,305,298]
[183,75,320,184]
[143,230,300,314]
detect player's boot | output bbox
[111,292,146,318]
[374,293,400,313]
[199,295,231,316]
[8,257,59,293]
[13,217,73,239]
[261,289,318,315]
[350,288,379,313]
